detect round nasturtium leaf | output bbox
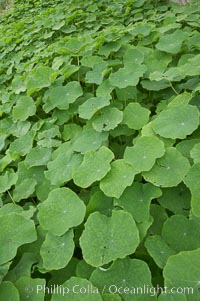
[15,276,45,301]
[43,82,83,112]
[156,29,188,54]
[87,190,114,217]
[24,147,52,168]
[92,107,123,132]
[152,104,199,139]
[184,163,200,217]
[114,182,162,223]
[0,281,20,301]
[144,235,176,269]
[123,48,145,66]
[100,159,136,198]
[80,211,139,267]
[5,252,37,282]
[163,249,200,298]
[51,277,103,301]
[162,215,200,252]
[37,188,86,236]
[143,147,190,187]
[109,65,146,89]
[8,131,33,157]
[13,178,37,202]
[0,170,18,194]
[0,213,37,265]
[25,65,55,92]
[78,96,110,120]
[123,103,150,130]
[124,136,165,172]
[40,230,74,270]
[157,184,191,216]
[45,152,82,186]
[85,62,108,85]
[90,257,156,301]
[12,96,36,121]
[73,127,108,153]
[72,146,114,188]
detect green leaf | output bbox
[40,230,74,270]
[62,124,82,141]
[85,62,108,85]
[124,136,165,172]
[0,281,20,301]
[43,82,83,112]
[114,182,162,223]
[123,48,145,66]
[0,213,36,265]
[143,147,190,187]
[51,277,103,301]
[45,152,82,186]
[5,252,37,282]
[109,65,146,89]
[163,249,200,298]
[157,184,190,216]
[92,107,123,132]
[25,65,56,92]
[190,143,200,164]
[0,170,18,194]
[24,147,52,168]
[76,260,95,280]
[90,257,156,300]
[87,190,113,217]
[12,96,36,121]
[184,163,200,217]
[73,127,108,153]
[73,146,114,188]
[145,235,176,269]
[80,211,139,267]
[100,159,136,198]
[37,188,86,236]
[162,215,200,252]
[123,103,150,130]
[13,178,37,202]
[15,276,45,301]
[152,105,199,139]
[156,30,188,54]
[0,262,12,283]
[8,131,34,157]
[78,96,110,120]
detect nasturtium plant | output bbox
[0,0,200,299]
[90,257,156,300]
[123,103,150,130]
[40,230,74,270]
[12,96,36,121]
[152,104,199,139]
[124,136,165,172]
[0,213,36,265]
[80,211,139,267]
[100,159,136,198]
[37,188,86,236]
[143,147,190,187]
[72,146,114,188]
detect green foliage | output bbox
[0,0,200,299]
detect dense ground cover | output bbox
[0,0,200,300]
